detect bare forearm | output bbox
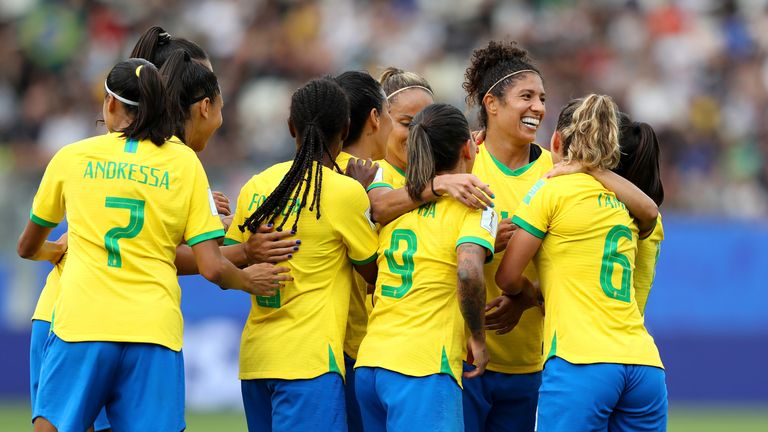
[457,245,487,338]
[25,240,65,262]
[369,187,435,226]
[177,244,246,275]
[591,169,658,230]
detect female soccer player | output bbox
[18,58,285,432]
[460,40,552,432]
[227,78,379,432]
[355,103,496,432]
[333,70,392,432]
[366,68,495,225]
[496,94,666,432]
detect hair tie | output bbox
[158,31,171,45]
[135,65,144,77]
[386,85,433,101]
[484,69,538,98]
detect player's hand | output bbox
[220,214,234,232]
[471,129,486,144]
[244,225,300,264]
[484,293,533,335]
[433,174,494,210]
[241,263,292,296]
[463,335,488,379]
[212,191,231,216]
[494,218,517,253]
[544,161,587,179]
[345,158,379,189]
[50,233,68,265]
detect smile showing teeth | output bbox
[521,117,540,128]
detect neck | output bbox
[342,140,372,160]
[484,125,531,170]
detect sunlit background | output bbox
[1,0,767,430]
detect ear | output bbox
[483,93,499,117]
[368,108,380,133]
[288,118,297,138]
[198,97,211,120]
[105,94,117,114]
[461,138,473,160]
[551,131,563,155]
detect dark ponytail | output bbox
[239,78,350,233]
[405,103,470,201]
[105,58,172,146]
[160,49,220,143]
[333,70,386,146]
[615,113,665,206]
[130,26,208,68]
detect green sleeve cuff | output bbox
[511,215,546,240]
[366,182,393,192]
[456,236,495,263]
[187,229,225,247]
[30,211,58,228]
[223,238,241,246]
[350,252,378,266]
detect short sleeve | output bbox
[224,180,257,246]
[512,179,551,240]
[30,150,68,227]
[184,159,225,246]
[456,206,497,263]
[332,182,378,264]
[366,166,392,192]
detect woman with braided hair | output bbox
[225,78,379,432]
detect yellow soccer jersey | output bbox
[635,215,664,315]
[31,252,67,322]
[356,198,497,388]
[225,161,378,380]
[472,143,552,374]
[367,159,406,191]
[29,132,224,351]
[513,174,662,368]
[336,150,373,358]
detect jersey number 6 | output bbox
[599,225,633,303]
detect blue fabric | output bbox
[461,362,540,432]
[30,320,111,431]
[537,357,668,432]
[241,372,347,432]
[34,332,185,432]
[355,366,463,432]
[344,353,363,432]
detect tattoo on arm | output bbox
[457,244,487,338]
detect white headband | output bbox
[484,69,538,98]
[104,81,139,106]
[386,85,433,100]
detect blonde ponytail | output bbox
[557,94,620,170]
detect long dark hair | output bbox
[405,104,470,201]
[159,49,220,143]
[239,78,350,233]
[130,26,208,68]
[105,58,172,146]
[615,113,665,206]
[334,71,386,146]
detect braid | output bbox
[239,78,349,233]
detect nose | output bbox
[531,98,545,114]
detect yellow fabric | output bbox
[367,159,406,191]
[635,215,664,315]
[336,151,372,358]
[513,173,662,368]
[30,132,224,351]
[356,198,497,388]
[226,161,379,380]
[31,252,67,322]
[472,143,552,374]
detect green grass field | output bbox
[1,401,766,431]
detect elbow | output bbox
[17,239,36,260]
[200,261,224,284]
[495,272,521,296]
[636,203,659,232]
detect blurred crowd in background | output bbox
[1,0,768,251]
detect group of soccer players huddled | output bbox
[17,25,667,432]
